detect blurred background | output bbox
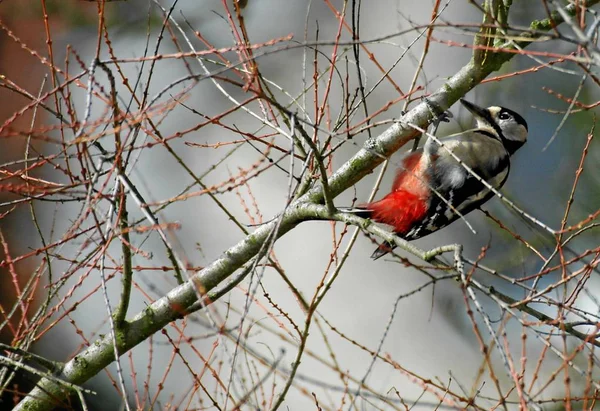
[0,1,599,410]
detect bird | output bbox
[345,99,528,259]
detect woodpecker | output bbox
[347,99,528,259]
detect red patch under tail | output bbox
[366,190,428,235]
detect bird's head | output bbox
[460,99,528,154]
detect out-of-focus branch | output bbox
[15,1,600,410]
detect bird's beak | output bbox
[460,99,488,120]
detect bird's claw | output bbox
[422,96,452,129]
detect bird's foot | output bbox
[422,96,452,130]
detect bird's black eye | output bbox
[499,112,512,120]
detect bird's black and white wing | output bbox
[407,131,510,239]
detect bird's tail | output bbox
[337,206,373,219]
[370,241,396,260]
[339,206,397,260]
